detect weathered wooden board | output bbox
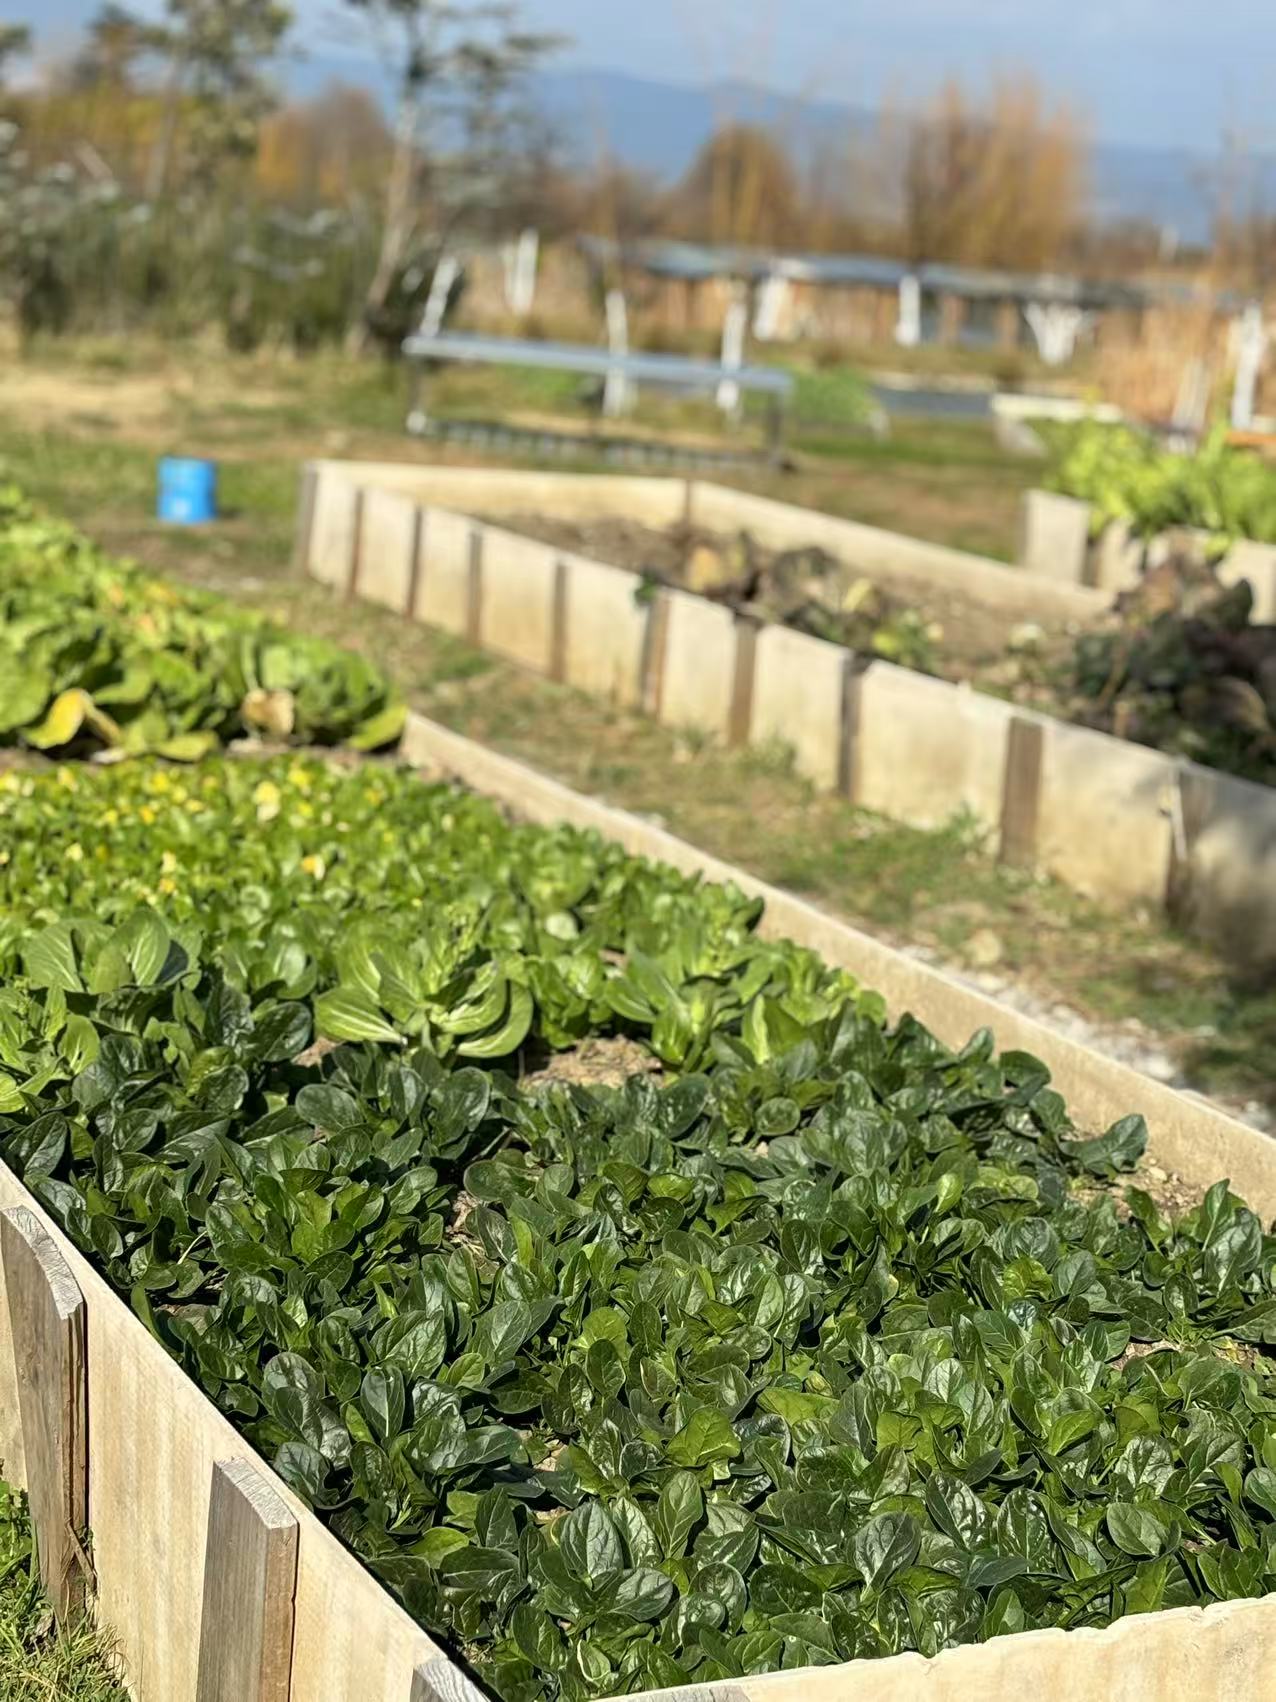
[195,1457,299,1702]
[411,1656,491,1702]
[0,1204,87,1622]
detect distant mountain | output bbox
[526,69,874,182]
[528,70,869,181]
[528,67,1243,247]
[267,55,1276,248]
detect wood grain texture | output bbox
[727,616,759,749]
[0,1205,87,1622]
[346,488,366,601]
[638,589,673,718]
[292,462,319,578]
[838,657,865,801]
[410,1647,749,1702]
[410,1656,489,1702]
[999,715,1046,867]
[196,1457,298,1702]
[466,527,485,643]
[550,556,570,683]
[405,507,427,618]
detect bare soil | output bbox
[1074,1161,1205,1222]
[521,1037,662,1092]
[479,511,1086,681]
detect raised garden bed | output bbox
[0,480,404,761]
[486,508,1276,792]
[303,461,1276,965]
[472,510,1017,680]
[5,737,1276,1701]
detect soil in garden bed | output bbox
[478,510,1089,686]
[479,514,1276,787]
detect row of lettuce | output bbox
[3,753,1276,1702]
[0,481,404,760]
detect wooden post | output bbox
[346,488,366,603]
[838,657,865,802]
[291,463,319,580]
[727,617,759,748]
[465,527,484,645]
[1165,762,1197,920]
[404,507,427,621]
[999,716,1046,867]
[550,558,570,683]
[638,588,672,719]
[195,1457,298,1702]
[0,1206,88,1623]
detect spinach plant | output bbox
[0,483,404,756]
[2,756,1275,1700]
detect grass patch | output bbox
[0,339,1036,560]
[0,1483,127,1701]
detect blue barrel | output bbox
[157,457,217,524]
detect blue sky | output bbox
[16,0,1276,153]
[524,0,1276,151]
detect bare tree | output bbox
[674,123,805,249]
[902,75,1086,270]
[341,0,558,351]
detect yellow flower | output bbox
[157,876,177,895]
[65,843,84,863]
[253,780,281,823]
[300,853,326,881]
[288,762,313,791]
[149,772,171,794]
[56,766,77,791]
[160,850,178,875]
[0,773,20,795]
[138,805,156,825]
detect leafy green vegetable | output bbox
[2,754,1276,1701]
[0,482,404,755]
[1048,422,1276,547]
